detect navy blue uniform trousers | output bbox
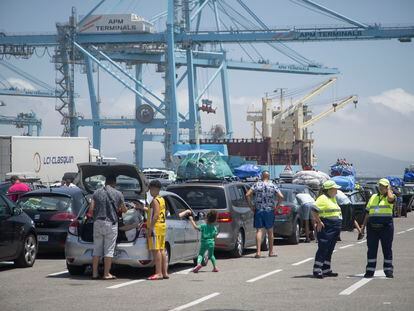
[366,221,394,274]
[313,219,342,275]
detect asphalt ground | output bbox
[1,214,414,311]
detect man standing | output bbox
[87,175,127,280]
[246,171,283,258]
[7,175,31,202]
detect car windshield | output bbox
[402,186,414,195]
[169,187,226,210]
[18,195,73,212]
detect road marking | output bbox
[339,244,355,249]
[292,257,313,266]
[173,268,193,275]
[47,270,68,277]
[169,292,220,311]
[406,228,414,232]
[339,278,372,295]
[333,250,338,253]
[107,279,145,289]
[396,231,406,235]
[357,240,367,244]
[341,270,386,295]
[246,269,283,283]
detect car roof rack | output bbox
[174,177,237,184]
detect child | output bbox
[187,210,219,273]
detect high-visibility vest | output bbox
[315,194,342,219]
[366,194,394,218]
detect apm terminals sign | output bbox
[33,152,75,173]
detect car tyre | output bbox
[230,230,244,258]
[14,234,37,268]
[67,263,85,276]
[287,219,300,245]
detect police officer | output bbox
[312,180,342,279]
[361,178,395,278]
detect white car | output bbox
[65,162,201,275]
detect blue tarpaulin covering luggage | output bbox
[404,172,414,182]
[386,176,404,187]
[233,164,261,179]
[330,164,356,177]
[331,176,356,192]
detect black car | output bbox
[337,190,367,231]
[17,187,88,252]
[276,184,316,244]
[0,194,37,267]
[401,183,414,214]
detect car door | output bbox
[169,195,199,259]
[0,195,17,259]
[351,192,366,225]
[235,185,255,246]
[164,196,187,261]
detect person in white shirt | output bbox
[296,193,316,243]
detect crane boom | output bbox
[302,95,357,128]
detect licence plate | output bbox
[38,235,49,242]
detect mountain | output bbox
[315,148,411,178]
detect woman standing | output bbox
[312,180,342,279]
[361,178,395,278]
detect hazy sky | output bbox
[0,0,413,167]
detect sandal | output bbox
[91,275,100,280]
[163,275,170,279]
[147,274,163,281]
[268,253,278,257]
[254,254,261,259]
[103,275,117,280]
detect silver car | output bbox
[65,162,201,275]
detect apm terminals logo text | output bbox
[33,153,75,173]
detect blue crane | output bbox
[0,110,42,136]
[0,0,413,169]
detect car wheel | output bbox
[67,263,85,276]
[15,234,37,268]
[261,232,269,251]
[230,230,244,258]
[287,219,300,245]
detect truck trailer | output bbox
[0,136,99,184]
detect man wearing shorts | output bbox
[146,180,168,280]
[246,171,283,258]
[88,175,127,280]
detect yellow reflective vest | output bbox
[366,193,394,219]
[315,194,342,220]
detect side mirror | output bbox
[12,205,22,216]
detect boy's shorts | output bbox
[254,209,275,229]
[147,234,165,250]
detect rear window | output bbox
[18,196,73,213]
[402,186,414,195]
[279,189,293,203]
[168,187,226,210]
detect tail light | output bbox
[217,212,232,223]
[274,205,291,215]
[68,220,79,236]
[138,223,147,238]
[50,212,76,221]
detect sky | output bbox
[0,0,413,168]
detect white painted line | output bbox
[292,257,313,266]
[47,270,68,277]
[406,228,414,232]
[396,231,406,235]
[169,292,220,311]
[173,268,193,275]
[339,278,372,295]
[333,250,338,253]
[339,244,355,249]
[107,279,145,289]
[246,269,283,283]
[357,240,367,244]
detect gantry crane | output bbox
[0,111,42,136]
[0,0,413,168]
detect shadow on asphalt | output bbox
[292,274,316,279]
[37,252,65,260]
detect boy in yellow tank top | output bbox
[146,180,168,280]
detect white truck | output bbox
[0,136,99,184]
